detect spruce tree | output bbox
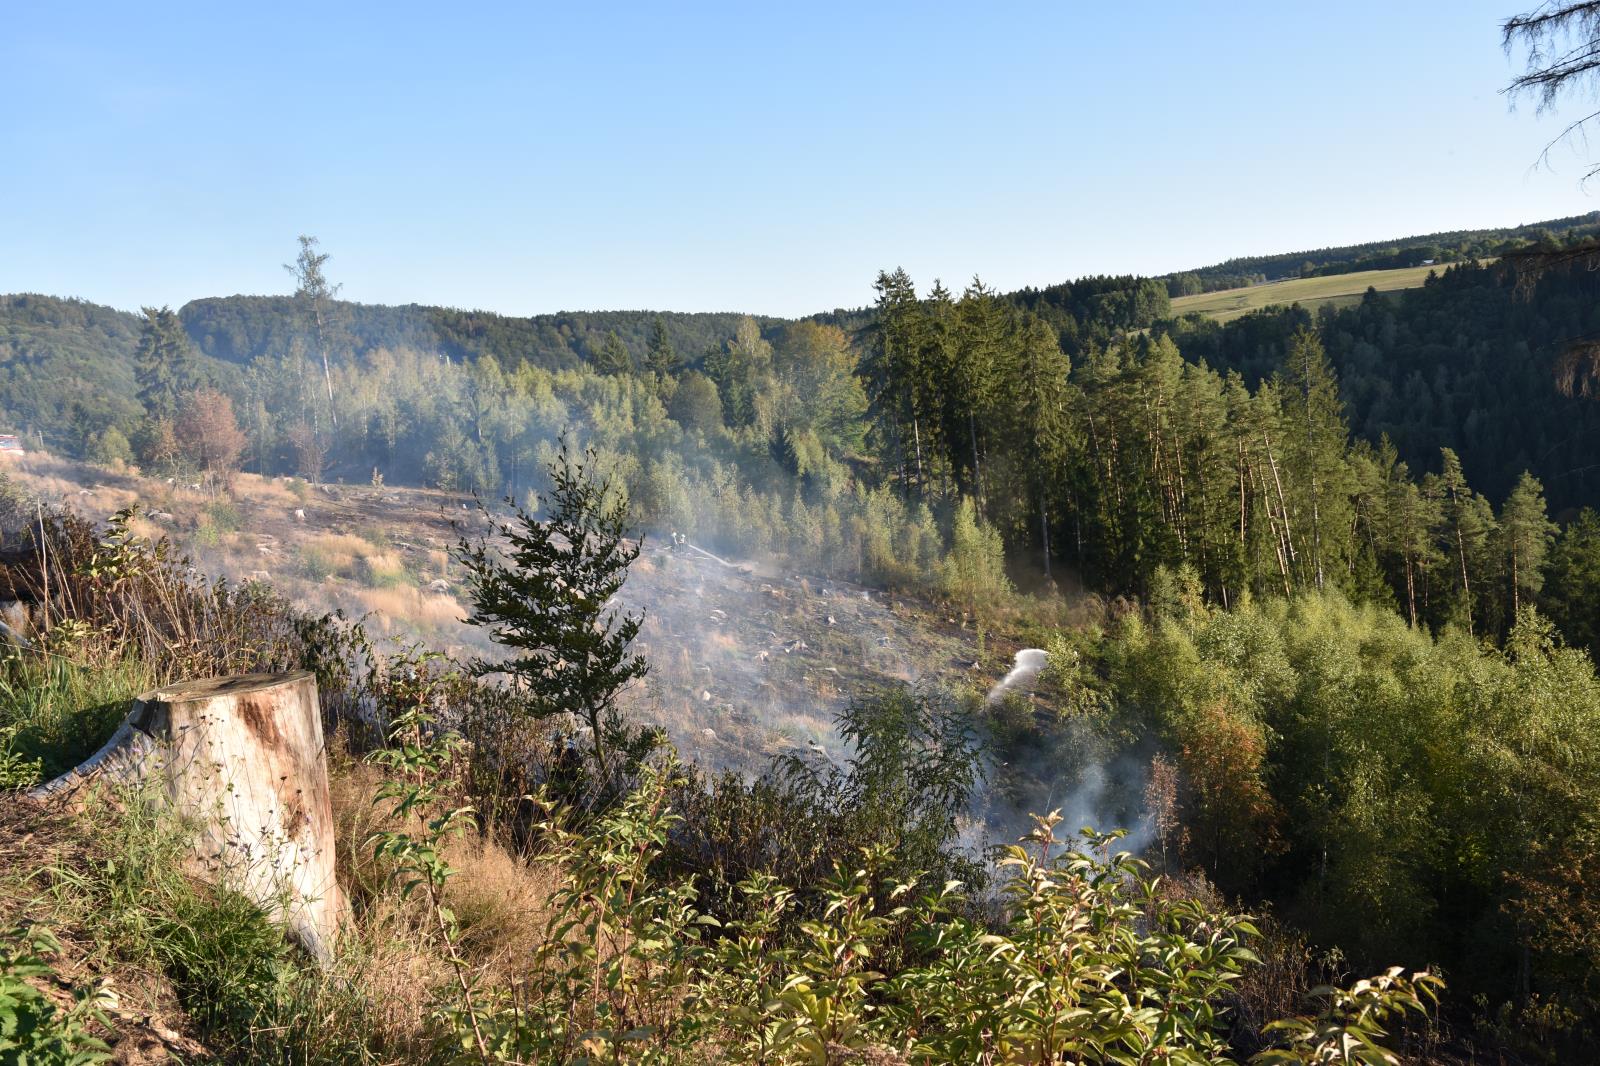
[455,444,653,780]
[953,277,1012,513]
[1501,471,1557,620]
[1012,314,1074,578]
[645,316,680,379]
[1280,329,1352,591]
[1543,508,1600,661]
[863,268,926,491]
[133,306,198,421]
[594,330,632,375]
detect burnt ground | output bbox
[2,456,1005,774]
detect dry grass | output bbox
[230,472,300,507]
[303,533,377,572]
[361,551,409,587]
[126,514,165,543]
[3,460,141,516]
[703,630,740,655]
[444,837,561,983]
[326,761,563,1049]
[348,587,465,632]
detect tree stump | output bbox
[30,671,345,962]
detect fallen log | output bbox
[29,671,345,962]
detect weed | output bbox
[0,924,113,1064]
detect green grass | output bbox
[0,653,152,784]
[1170,261,1485,323]
[4,786,383,1064]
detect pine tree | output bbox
[455,444,654,780]
[1012,314,1074,578]
[1383,459,1442,627]
[1435,447,1496,634]
[133,306,198,422]
[594,330,632,375]
[645,316,680,379]
[1501,471,1558,620]
[285,235,343,427]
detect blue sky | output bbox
[2,1,1595,317]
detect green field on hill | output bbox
[1170,261,1465,322]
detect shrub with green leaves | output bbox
[0,925,112,1065]
[387,756,1437,1065]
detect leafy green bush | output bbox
[0,724,43,790]
[387,761,1438,1064]
[203,499,239,533]
[301,546,335,582]
[1048,587,1600,1049]
[0,925,112,1065]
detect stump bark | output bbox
[30,671,345,962]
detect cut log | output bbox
[29,671,345,962]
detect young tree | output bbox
[285,420,328,484]
[770,321,868,456]
[667,371,724,434]
[89,426,134,466]
[704,317,772,428]
[133,306,199,422]
[941,496,1011,613]
[455,444,653,779]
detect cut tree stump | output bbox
[29,671,346,962]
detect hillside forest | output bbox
[5,222,1600,1060]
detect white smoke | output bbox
[987,648,1049,704]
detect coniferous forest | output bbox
[8,242,1600,657]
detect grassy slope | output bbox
[0,454,1012,776]
[1169,262,1458,322]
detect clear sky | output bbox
[3,1,1596,318]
